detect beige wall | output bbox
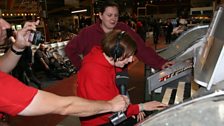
[221,0,224,4]
[64,0,79,7]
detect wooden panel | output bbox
[174,82,185,104]
[162,88,173,105]
[191,81,199,97]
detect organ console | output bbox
[146,58,198,105]
[144,24,209,101]
[139,6,224,126]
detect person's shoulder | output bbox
[76,23,103,39]
[34,49,41,53]
[115,22,134,33]
[79,23,99,33]
[79,59,105,76]
[80,62,109,77]
[34,49,42,56]
[116,22,129,28]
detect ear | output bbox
[108,56,117,66]
[107,56,114,62]
[99,12,103,20]
[103,53,115,65]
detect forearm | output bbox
[58,97,113,117]
[0,47,22,73]
[40,58,49,69]
[126,24,167,69]
[19,90,113,117]
[136,48,167,69]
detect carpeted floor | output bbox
[9,74,77,126]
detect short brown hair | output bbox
[101,30,136,61]
[99,0,119,14]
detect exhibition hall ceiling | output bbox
[0,0,90,14]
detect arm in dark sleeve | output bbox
[123,24,167,69]
[26,47,33,64]
[65,30,86,70]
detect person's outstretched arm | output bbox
[19,90,129,117]
[117,22,167,69]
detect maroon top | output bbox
[65,22,167,70]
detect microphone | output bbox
[116,71,129,95]
[109,71,129,125]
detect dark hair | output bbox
[99,0,119,13]
[101,30,136,61]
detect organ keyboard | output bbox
[161,81,199,105]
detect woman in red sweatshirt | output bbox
[77,30,167,126]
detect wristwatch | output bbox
[10,45,24,55]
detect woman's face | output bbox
[0,18,11,45]
[99,6,119,33]
[115,56,134,68]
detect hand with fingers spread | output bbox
[141,101,168,111]
[136,111,146,122]
[131,111,146,122]
[161,61,175,69]
[131,101,167,123]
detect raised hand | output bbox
[13,20,40,51]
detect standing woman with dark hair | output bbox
[65,0,173,71]
[77,30,167,126]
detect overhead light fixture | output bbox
[71,9,87,14]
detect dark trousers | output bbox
[100,117,137,126]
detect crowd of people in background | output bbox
[47,10,189,48]
[120,15,188,46]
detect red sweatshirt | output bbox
[0,71,37,116]
[77,46,140,126]
[65,22,167,70]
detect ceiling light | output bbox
[71,9,87,14]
